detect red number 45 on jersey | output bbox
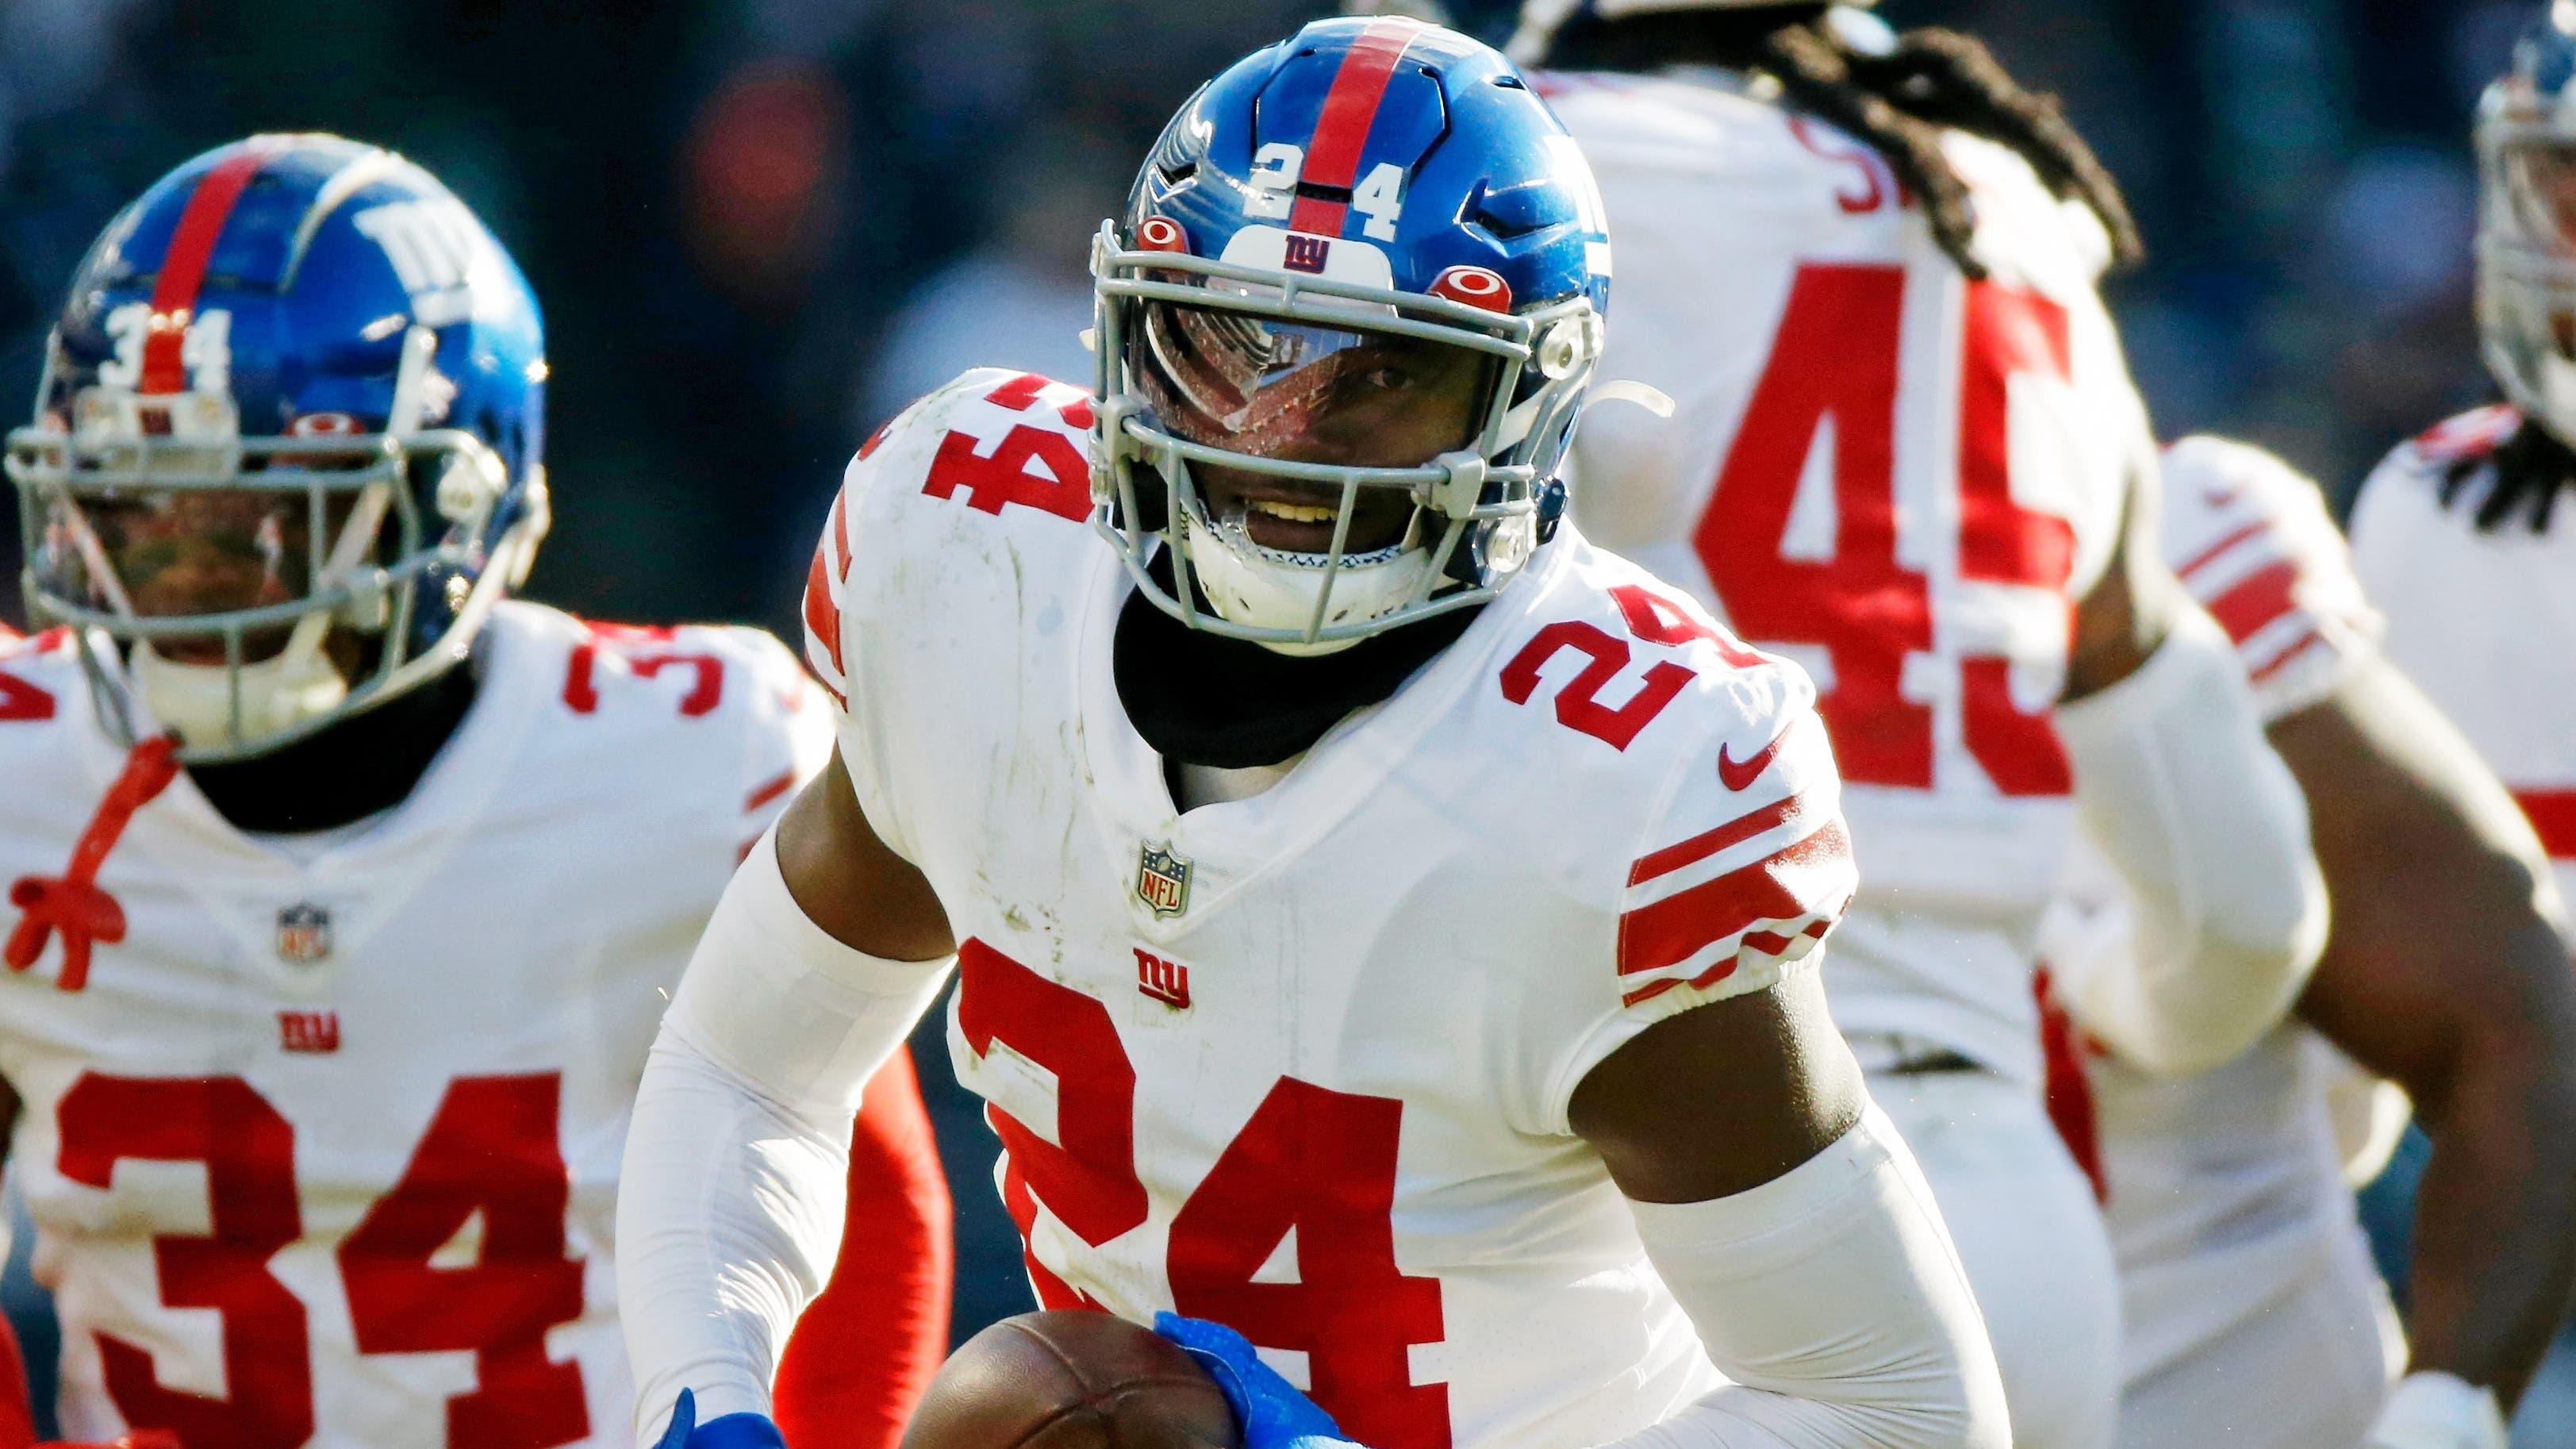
[1699,265,2081,798]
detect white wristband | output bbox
[2368,1372,2509,1449]
[1607,1104,2010,1449]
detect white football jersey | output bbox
[1547,69,2144,1080]
[0,602,829,1449]
[2350,405,2576,905]
[807,368,1858,1449]
[2063,436,2394,1384]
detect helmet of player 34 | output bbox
[2478,0,2576,447]
[1091,15,1613,655]
[5,133,548,762]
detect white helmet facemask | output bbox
[1131,294,1503,655]
[6,329,529,761]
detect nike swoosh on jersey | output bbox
[1717,730,1791,792]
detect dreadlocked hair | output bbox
[1543,8,2144,279]
[2440,413,2574,535]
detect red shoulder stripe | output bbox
[2175,520,2270,582]
[1627,794,1808,889]
[2412,405,2520,467]
[1620,917,1836,1009]
[1618,821,1851,980]
[804,490,850,683]
[2204,558,2302,647]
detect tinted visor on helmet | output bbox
[8,386,445,663]
[1131,298,1501,556]
[1134,299,1498,466]
[2501,136,2576,255]
[33,480,386,663]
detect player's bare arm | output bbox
[1570,970,1861,1203]
[774,754,953,963]
[2063,459,2176,704]
[2276,659,2576,1419]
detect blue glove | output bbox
[1154,1313,1363,1449]
[652,1389,789,1449]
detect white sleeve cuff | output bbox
[2055,606,2328,1074]
[663,825,954,1115]
[2368,1372,2509,1449]
[1607,1104,2010,1449]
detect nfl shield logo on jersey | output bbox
[1136,843,1192,918]
[275,903,333,965]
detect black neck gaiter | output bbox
[187,655,483,835]
[1111,555,1478,770]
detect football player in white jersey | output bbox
[2048,436,2576,1449]
[1512,4,2328,1447]
[0,136,952,1449]
[2324,8,2576,1441]
[2351,1,2576,912]
[619,18,2012,1449]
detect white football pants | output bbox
[1872,1067,2122,1449]
[2114,1224,2401,1449]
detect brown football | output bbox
[900,1311,1241,1449]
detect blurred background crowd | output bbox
[0,0,2524,631]
[0,0,2559,1436]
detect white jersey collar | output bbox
[1074,537,1572,928]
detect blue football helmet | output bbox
[1092,16,1613,653]
[6,133,547,760]
[2480,2,2576,445]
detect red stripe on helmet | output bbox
[138,141,284,394]
[1286,194,1348,239]
[1286,18,1421,240]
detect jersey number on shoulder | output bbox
[922,375,1096,524]
[1697,264,2075,796]
[56,1071,588,1449]
[564,624,725,717]
[956,941,1451,1449]
[1502,582,1766,751]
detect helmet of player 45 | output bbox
[2478,0,2576,446]
[5,134,548,762]
[1092,15,1613,655]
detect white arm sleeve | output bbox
[616,827,954,1439]
[2052,605,2328,1074]
[1599,1105,2010,1449]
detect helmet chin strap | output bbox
[132,640,351,750]
[1175,484,1440,657]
